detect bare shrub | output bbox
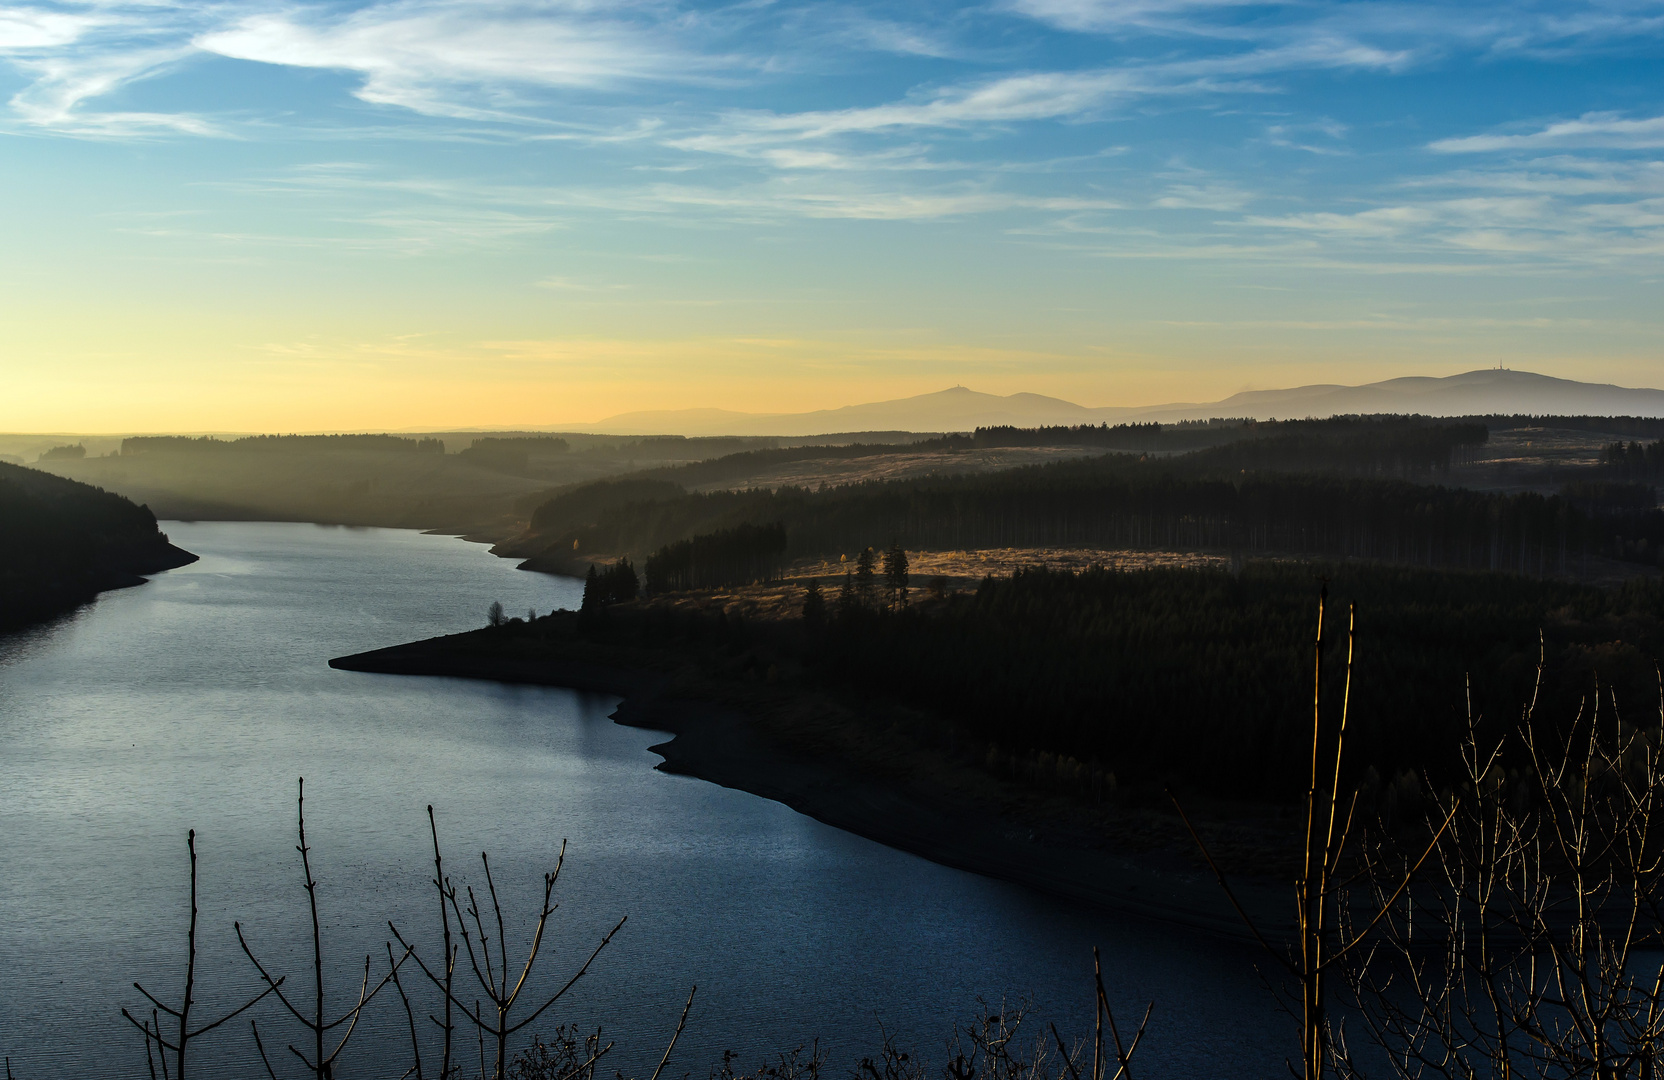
[1336,656,1664,1079]
[236,779,409,1079]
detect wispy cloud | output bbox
[673,69,1150,154]
[1431,112,1664,153]
[1241,180,1664,263]
[2,0,1659,283]
[1154,180,1254,210]
[794,8,968,59]
[1245,205,1439,237]
[195,1,707,121]
[213,158,1126,228]
[1007,0,1664,56]
[0,0,1490,139]
[667,36,1406,169]
[1003,0,1273,36]
[0,3,218,135]
[0,8,108,49]
[0,0,722,134]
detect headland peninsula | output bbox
[0,460,197,632]
[332,551,1664,941]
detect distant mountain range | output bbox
[584,369,1664,436]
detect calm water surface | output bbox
[0,522,1285,1077]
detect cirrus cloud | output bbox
[195,0,709,120]
[1432,112,1664,153]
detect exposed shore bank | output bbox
[331,627,1294,943]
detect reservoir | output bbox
[0,522,1284,1077]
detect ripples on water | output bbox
[0,522,1286,1077]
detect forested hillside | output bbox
[497,561,1664,803]
[813,564,1663,799]
[120,433,447,454]
[0,462,196,630]
[633,416,1488,492]
[517,446,1662,578]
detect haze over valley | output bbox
[585,369,1664,436]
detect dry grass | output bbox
[862,547,1229,583]
[600,547,1229,623]
[1460,426,1612,470]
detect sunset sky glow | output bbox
[2,0,1663,431]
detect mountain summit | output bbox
[584,369,1664,436]
[588,386,1101,436]
[1176,368,1664,423]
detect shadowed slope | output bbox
[0,461,196,631]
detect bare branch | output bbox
[506,914,629,1036]
[648,985,698,1080]
[249,1022,280,1080]
[1166,787,1297,976]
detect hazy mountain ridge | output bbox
[586,370,1664,436]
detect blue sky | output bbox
[1,0,1661,430]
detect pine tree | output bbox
[837,572,860,619]
[609,557,639,601]
[854,547,876,605]
[883,541,909,609]
[802,580,827,630]
[581,565,600,612]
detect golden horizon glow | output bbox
[6,335,1662,435]
[3,2,1661,433]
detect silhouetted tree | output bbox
[837,573,860,620]
[883,542,909,610]
[581,566,601,613]
[1603,438,1664,480]
[854,548,876,606]
[608,557,639,601]
[644,523,786,592]
[582,561,638,613]
[802,581,826,631]
[488,601,506,627]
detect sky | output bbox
[1,0,1662,432]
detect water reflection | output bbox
[0,522,1287,1077]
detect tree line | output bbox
[642,522,787,592]
[0,461,194,630]
[456,436,570,473]
[521,414,1664,572]
[637,416,1489,491]
[1482,414,1664,438]
[952,417,1488,467]
[1179,418,1488,477]
[120,434,445,454]
[1602,437,1664,481]
[529,454,1635,574]
[553,560,1664,803]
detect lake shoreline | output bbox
[1,540,198,634]
[331,627,1294,944]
